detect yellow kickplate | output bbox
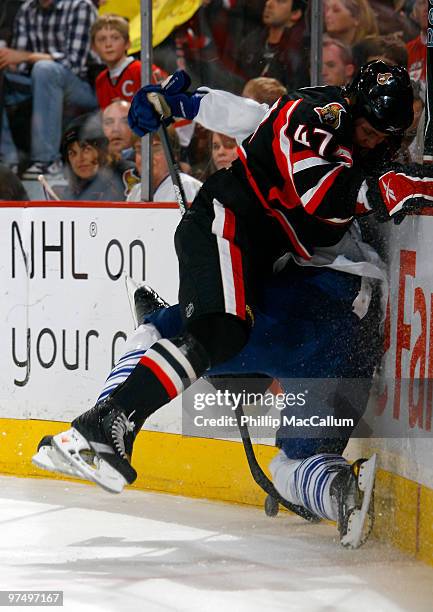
[0,418,275,506]
[1,418,432,565]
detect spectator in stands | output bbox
[181,124,213,182]
[153,3,246,94]
[236,0,309,91]
[0,164,29,200]
[324,0,378,46]
[91,14,167,110]
[101,99,136,192]
[127,129,202,203]
[101,100,137,195]
[209,132,238,174]
[370,0,419,42]
[204,0,265,86]
[0,0,98,180]
[397,78,425,163]
[60,113,126,201]
[102,99,134,158]
[352,33,408,68]
[321,36,355,86]
[242,76,287,105]
[406,0,427,83]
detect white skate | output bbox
[331,454,377,549]
[32,435,86,479]
[51,428,129,494]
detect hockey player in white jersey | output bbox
[33,62,433,548]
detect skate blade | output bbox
[341,454,377,549]
[125,275,139,329]
[32,444,85,479]
[52,428,127,494]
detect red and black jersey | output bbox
[231,85,367,259]
[96,60,168,109]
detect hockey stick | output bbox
[425,1,433,162]
[38,174,60,201]
[233,403,320,522]
[147,92,188,214]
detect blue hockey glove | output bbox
[128,85,162,136]
[128,70,205,137]
[164,89,205,121]
[161,69,191,95]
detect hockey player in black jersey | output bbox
[33,61,433,547]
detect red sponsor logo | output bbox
[377,250,433,431]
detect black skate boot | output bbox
[125,276,169,328]
[330,454,377,549]
[52,397,140,493]
[134,284,169,323]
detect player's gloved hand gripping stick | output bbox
[128,70,203,135]
[129,70,205,214]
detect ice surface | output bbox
[0,475,432,612]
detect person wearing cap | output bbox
[61,113,127,202]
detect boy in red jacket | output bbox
[91,14,167,110]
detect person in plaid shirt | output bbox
[0,0,98,178]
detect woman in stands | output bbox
[324,0,378,47]
[209,131,238,173]
[61,114,126,202]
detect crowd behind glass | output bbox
[0,0,427,202]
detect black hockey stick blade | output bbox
[234,404,321,523]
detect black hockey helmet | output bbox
[344,60,414,135]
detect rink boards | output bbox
[0,201,432,565]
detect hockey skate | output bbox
[125,276,169,328]
[32,435,87,479]
[331,454,377,549]
[48,398,139,493]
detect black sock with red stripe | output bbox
[110,332,210,424]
